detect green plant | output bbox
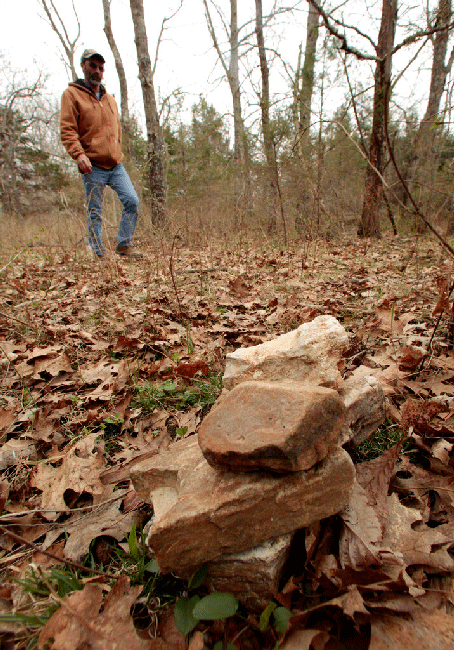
[126,523,160,584]
[174,564,239,636]
[351,418,405,463]
[95,413,125,458]
[132,374,222,415]
[259,602,292,634]
[0,566,84,646]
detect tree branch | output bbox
[307,0,454,64]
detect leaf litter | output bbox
[2,235,454,648]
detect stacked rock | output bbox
[131,316,387,610]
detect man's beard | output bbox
[88,72,102,86]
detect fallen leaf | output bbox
[41,489,145,561]
[30,432,105,521]
[38,576,148,650]
[369,609,454,649]
[279,629,330,650]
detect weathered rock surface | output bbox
[223,315,349,390]
[198,381,346,472]
[338,375,388,446]
[131,436,355,575]
[205,534,293,611]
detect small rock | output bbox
[131,436,355,575]
[338,375,388,446]
[198,381,346,472]
[223,315,349,390]
[206,534,293,611]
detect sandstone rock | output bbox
[198,381,346,472]
[338,375,388,446]
[205,534,293,611]
[131,436,355,575]
[223,316,348,390]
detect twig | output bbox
[392,485,454,492]
[272,139,288,247]
[418,278,454,373]
[383,84,454,259]
[0,493,125,522]
[168,233,184,321]
[0,525,116,578]
[0,250,25,274]
[0,310,40,332]
[0,342,26,384]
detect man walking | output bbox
[60,49,142,259]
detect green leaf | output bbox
[174,595,201,635]
[193,592,238,621]
[272,606,292,633]
[128,523,140,561]
[259,602,277,632]
[213,643,237,650]
[144,558,160,574]
[188,563,208,590]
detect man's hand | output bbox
[77,153,92,174]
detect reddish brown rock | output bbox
[131,436,355,575]
[198,381,346,473]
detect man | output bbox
[60,49,142,259]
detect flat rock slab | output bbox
[198,381,346,472]
[223,315,349,390]
[131,436,355,575]
[206,534,293,611]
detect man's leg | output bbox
[108,163,139,247]
[82,166,108,256]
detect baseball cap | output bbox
[80,49,105,64]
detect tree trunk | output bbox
[203,0,252,226]
[294,3,320,233]
[0,107,21,215]
[403,0,453,208]
[129,0,167,228]
[298,2,319,150]
[102,0,134,159]
[255,0,279,233]
[359,0,397,238]
[228,0,241,164]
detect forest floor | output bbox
[2,233,454,649]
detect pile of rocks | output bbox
[131,316,387,610]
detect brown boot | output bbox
[116,245,143,259]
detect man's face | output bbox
[81,58,104,88]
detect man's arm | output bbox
[60,90,91,173]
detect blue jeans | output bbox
[82,163,139,256]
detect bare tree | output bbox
[203,0,252,224]
[255,0,279,232]
[38,0,80,81]
[203,0,245,164]
[295,2,320,151]
[308,0,454,237]
[102,0,133,158]
[292,2,320,233]
[129,0,167,228]
[359,0,397,237]
[402,0,454,209]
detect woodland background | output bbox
[2,0,454,243]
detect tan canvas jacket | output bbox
[60,80,123,169]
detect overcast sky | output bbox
[0,0,441,135]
